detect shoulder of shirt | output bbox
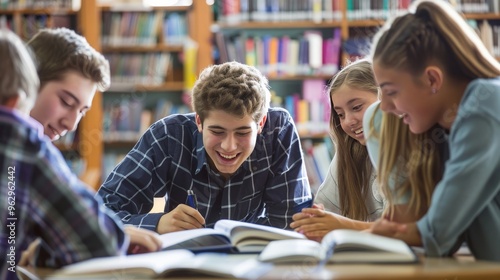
[1,109,56,155]
[265,107,293,126]
[149,112,197,131]
[463,77,500,99]
[363,101,382,134]
[459,77,500,120]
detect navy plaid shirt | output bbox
[98,107,312,230]
[0,106,127,280]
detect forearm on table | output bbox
[396,222,422,246]
[334,213,373,230]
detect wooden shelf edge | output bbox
[99,5,190,12]
[347,19,385,27]
[107,81,185,92]
[216,20,342,29]
[268,74,334,81]
[464,13,500,20]
[102,44,183,53]
[0,8,78,15]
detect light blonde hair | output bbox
[328,59,377,221]
[370,0,500,218]
[373,106,444,219]
[0,29,39,113]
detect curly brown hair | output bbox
[192,61,270,123]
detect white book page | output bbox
[258,239,322,263]
[55,250,193,276]
[159,228,227,249]
[214,219,305,245]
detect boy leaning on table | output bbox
[97,61,313,233]
[0,29,161,280]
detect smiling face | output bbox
[331,85,379,145]
[373,62,440,134]
[196,110,266,179]
[30,71,96,141]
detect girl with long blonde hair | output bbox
[291,59,382,240]
[368,0,500,261]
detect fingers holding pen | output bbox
[157,204,205,234]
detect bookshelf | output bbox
[212,0,500,192]
[99,2,213,187]
[4,1,498,191]
[3,1,213,190]
[75,0,103,189]
[0,0,98,185]
[0,7,78,41]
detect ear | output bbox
[257,114,267,134]
[195,114,203,132]
[424,66,443,93]
[2,95,20,110]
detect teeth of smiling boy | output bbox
[220,153,236,159]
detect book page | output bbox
[321,229,418,263]
[258,239,322,263]
[162,253,273,279]
[159,228,231,250]
[323,229,414,254]
[48,250,194,278]
[214,219,305,248]
[259,229,418,264]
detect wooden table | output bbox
[17,255,500,279]
[261,256,500,280]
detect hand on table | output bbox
[125,226,162,254]
[18,238,41,267]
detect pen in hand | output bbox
[186,189,198,210]
[186,190,205,228]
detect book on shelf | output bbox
[216,0,342,24]
[160,219,305,253]
[258,229,418,264]
[304,30,323,70]
[163,12,188,46]
[17,249,272,280]
[302,78,329,123]
[105,52,171,87]
[102,97,190,143]
[0,0,80,9]
[453,0,492,13]
[183,37,198,89]
[214,29,341,77]
[101,10,163,47]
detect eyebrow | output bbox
[207,125,252,131]
[333,97,361,110]
[379,82,393,88]
[62,90,90,110]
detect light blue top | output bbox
[363,101,409,203]
[363,78,500,262]
[417,78,500,261]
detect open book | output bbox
[258,229,418,264]
[161,219,305,253]
[20,250,272,279]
